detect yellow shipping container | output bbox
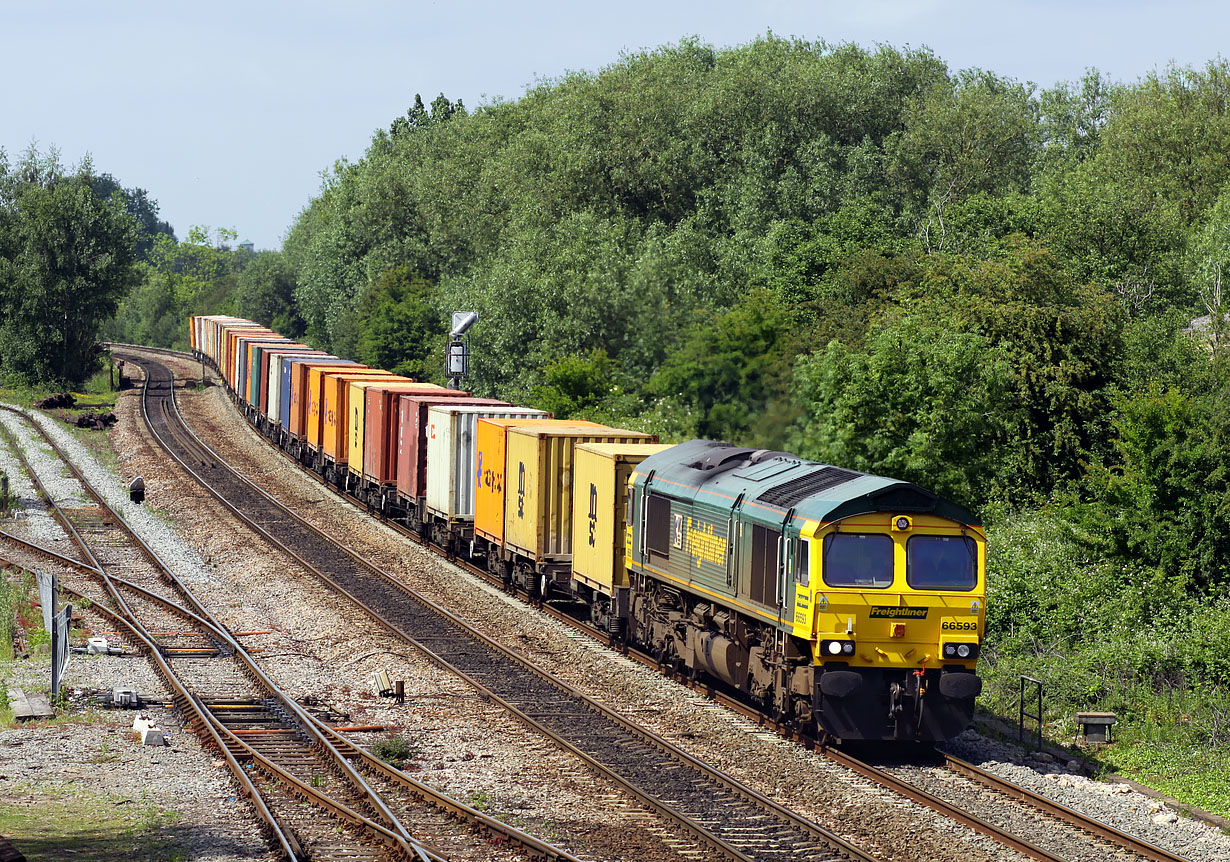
[474,418,590,546]
[504,425,656,565]
[322,372,407,462]
[346,381,446,480]
[571,443,672,595]
[307,366,386,450]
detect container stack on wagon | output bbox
[188,315,989,743]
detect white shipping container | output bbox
[426,405,548,522]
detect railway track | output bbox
[0,405,581,862]
[120,354,875,862]
[116,348,1196,862]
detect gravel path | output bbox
[0,411,71,548]
[943,732,1230,862]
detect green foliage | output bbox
[530,348,642,423]
[791,314,1009,507]
[105,229,256,349]
[649,290,799,446]
[354,266,444,380]
[87,173,175,257]
[0,148,140,387]
[236,251,304,337]
[0,570,16,659]
[1072,383,1230,590]
[789,243,1121,510]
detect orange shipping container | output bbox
[320,372,410,462]
[289,361,365,439]
[474,419,601,547]
[308,366,389,450]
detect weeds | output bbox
[369,736,417,769]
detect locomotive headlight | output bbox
[942,642,979,660]
[821,639,855,657]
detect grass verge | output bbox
[0,783,189,862]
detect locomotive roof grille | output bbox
[758,466,861,507]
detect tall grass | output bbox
[0,570,16,660]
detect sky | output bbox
[2,1,1226,251]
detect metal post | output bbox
[1019,675,1043,753]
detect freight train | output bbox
[188,315,986,742]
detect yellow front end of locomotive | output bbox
[790,513,986,670]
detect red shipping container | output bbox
[394,395,506,499]
[360,383,450,482]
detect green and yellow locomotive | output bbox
[625,440,984,742]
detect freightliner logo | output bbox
[869,607,929,619]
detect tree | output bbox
[236,251,303,337]
[354,266,446,380]
[88,173,175,257]
[788,242,1122,510]
[649,290,799,447]
[0,151,139,386]
[1188,185,1230,369]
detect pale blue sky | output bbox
[2,1,1224,250]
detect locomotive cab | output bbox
[798,513,985,741]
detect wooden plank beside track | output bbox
[6,689,53,722]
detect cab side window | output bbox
[795,537,810,586]
[644,493,673,560]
